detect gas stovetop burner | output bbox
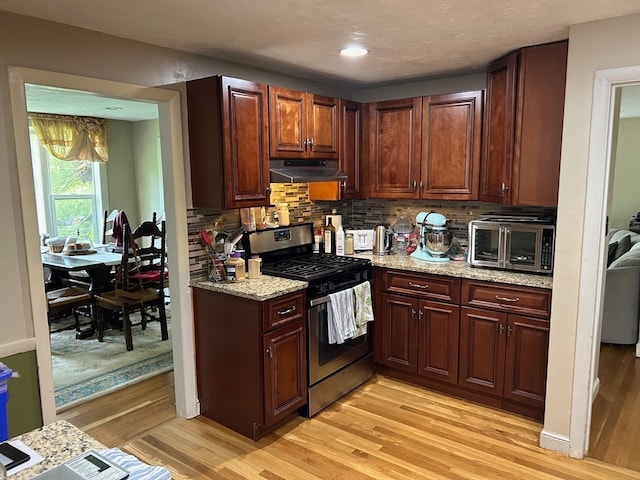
[261,253,371,282]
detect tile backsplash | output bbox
[188,183,553,280]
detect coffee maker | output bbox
[410,211,451,262]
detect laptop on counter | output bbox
[32,450,129,480]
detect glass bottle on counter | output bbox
[323,218,336,254]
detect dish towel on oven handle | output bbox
[353,280,374,338]
[328,287,356,344]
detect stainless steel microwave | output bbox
[468,214,555,274]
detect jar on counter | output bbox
[248,255,262,279]
[277,203,290,226]
[345,232,355,255]
[225,252,246,282]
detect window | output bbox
[31,130,105,242]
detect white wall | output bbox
[133,119,163,224]
[610,117,640,230]
[106,120,140,228]
[542,13,640,452]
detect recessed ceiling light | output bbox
[340,46,368,57]
[105,106,123,111]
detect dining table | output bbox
[41,249,122,294]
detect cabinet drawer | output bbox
[262,291,306,332]
[383,270,460,303]
[461,280,551,318]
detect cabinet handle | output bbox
[413,180,417,191]
[277,306,296,316]
[409,282,429,289]
[507,325,512,336]
[419,309,423,319]
[495,295,520,303]
[266,346,273,359]
[309,137,314,148]
[411,308,416,318]
[501,182,509,193]
[341,181,346,189]
[499,324,505,336]
[266,185,271,193]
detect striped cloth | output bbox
[99,448,171,480]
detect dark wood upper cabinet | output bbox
[186,76,270,209]
[480,40,568,206]
[421,91,483,200]
[309,99,363,200]
[268,86,339,159]
[365,92,483,200]
[365,97,423,198]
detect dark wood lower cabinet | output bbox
[375,269,550,420]
[192,287,307,440]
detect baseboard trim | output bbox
[539,429,570,454]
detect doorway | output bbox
[7,66,198,424]
[587,83,640,470]
[25,84,174,410]
[568,65,640,460]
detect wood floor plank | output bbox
[58,370,640,479]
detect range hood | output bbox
[270,159,347,183]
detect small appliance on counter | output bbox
[410,211,452,262]
[373,225,393,255]
[345,229,375,251]
[468,212,555,274]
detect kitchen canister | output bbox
[248,256,262,279]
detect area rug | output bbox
[50,311,173,411]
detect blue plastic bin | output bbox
[0,364,12,441]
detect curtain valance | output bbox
[29,113,109,163]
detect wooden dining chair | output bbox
[94,221,169,351]
[102,209,119,244]
[47,286,94,333]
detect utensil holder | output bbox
[208,253,227,282]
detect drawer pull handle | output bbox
[409,282,429,289]
[495,295,519,303]
[277,306,296,315]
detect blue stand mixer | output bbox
[410,211,452,262]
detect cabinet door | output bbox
[378,293,418,371]
[269,86,306,158]
[221,77,271,208]
[308,99,361,200]
[503,315,549,408]
[512,41,567,207]
[417,300,460,384]
[307,94,339,159]
[263,321,307,427]
[366,98,422,198]
[480,52,518,204]
[459,306,506,396]
[421,91,482,200]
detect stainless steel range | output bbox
[243,223,374,417]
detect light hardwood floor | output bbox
[590,343,640,471]
[59,371,640,480]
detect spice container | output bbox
[225,252,246,282]
[248,256,262,279]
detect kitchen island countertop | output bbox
[192,274,307,301]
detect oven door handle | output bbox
[309,295,331,307]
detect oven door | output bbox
[469,221,503,268]
[308,290,371,386]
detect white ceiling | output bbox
[5,1,640,119]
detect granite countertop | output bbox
[10,420,105,479]
[192,274,308,301]
[355,252,553,289]
[192,252,551,301]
